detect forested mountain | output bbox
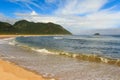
[0,20,72,35]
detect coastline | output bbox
[1,35,120,80]
[15,35,120,67]
[0,34,70,37]
[0,35,55,80]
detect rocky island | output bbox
[94,33,100,36]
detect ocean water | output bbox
[1,35,120,80]
[15,35,120,60]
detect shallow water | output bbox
[14,35,120,66]
[0,37,120,80]
[15,35,120,59]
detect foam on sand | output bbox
[10,39,120,67]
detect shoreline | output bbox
[0,34,71,37]
[0,35,56,80]
[14,35,120,67]
[1,35,120,80]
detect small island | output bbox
[0,20,72,35]
[94,33,100,36]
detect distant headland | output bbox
[0,20,72,35]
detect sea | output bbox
[1,35,120,80]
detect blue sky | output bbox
[0,0,120,34]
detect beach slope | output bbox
[0,59,45,80]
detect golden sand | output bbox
[0,35,40,38]
[0,59,45,80]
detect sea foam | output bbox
[10,40,120,67]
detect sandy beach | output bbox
[1,35,120,80]
[0,59,45,80]
[0,35,51,80]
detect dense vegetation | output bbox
[0,22,16,34]
[0,20,72,35]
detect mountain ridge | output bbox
[0,20,72,35]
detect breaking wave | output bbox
[9,39,120,67]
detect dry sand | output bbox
[0,35,18,39]
[0,59,45,80]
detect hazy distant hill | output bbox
[0,20,72,35]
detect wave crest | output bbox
[10,39,120,67]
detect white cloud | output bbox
[6,0,120,34]
[0,13,19,24]
[55,0,108,15]
[30,11,38,15]
[45,0,56,3]
[9,0,35,2]
[15,10,120,34]
[15,11,56,22]
[8,0,45,10]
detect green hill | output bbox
[0,20,72,35]
[0,21,16,34]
